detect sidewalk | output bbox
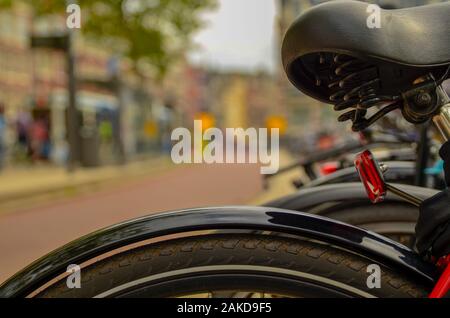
[0,157,175,214]
[248,150,302,205]
[0,149,300,214]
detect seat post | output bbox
[432,86,450,141]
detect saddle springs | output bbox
[314,52,402,132]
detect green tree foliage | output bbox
[0,0,217,77]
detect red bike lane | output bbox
[0,163,262,284]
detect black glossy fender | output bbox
[0,206,438,297]
[266,182,439,213]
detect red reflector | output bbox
[354,150,387,203]
[321,162,339,175]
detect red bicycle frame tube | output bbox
[429,255,450,298]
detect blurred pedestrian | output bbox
[157,98,175,154]
[99,117,114,162]
[30,119,49,161]
[16,108,32,160]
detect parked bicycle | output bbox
[265,122,444,247]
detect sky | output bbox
[187,0,278,73]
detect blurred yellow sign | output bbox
[266,115,287,136]
[196,112,216,131]
[144,121,157,137]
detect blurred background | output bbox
[0,0,447,283]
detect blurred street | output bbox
[0,156,172,214]
[0,161,264,283]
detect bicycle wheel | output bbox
[318,202,418,248]
[37,234,428,298]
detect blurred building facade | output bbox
[163,59,281,132]
[0,2,282,169]
[0,4,33,130]
[0,2,160,168]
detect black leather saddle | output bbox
[282,1,450,105]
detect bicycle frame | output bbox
[428,88,450,298]
[433,86,450,141]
